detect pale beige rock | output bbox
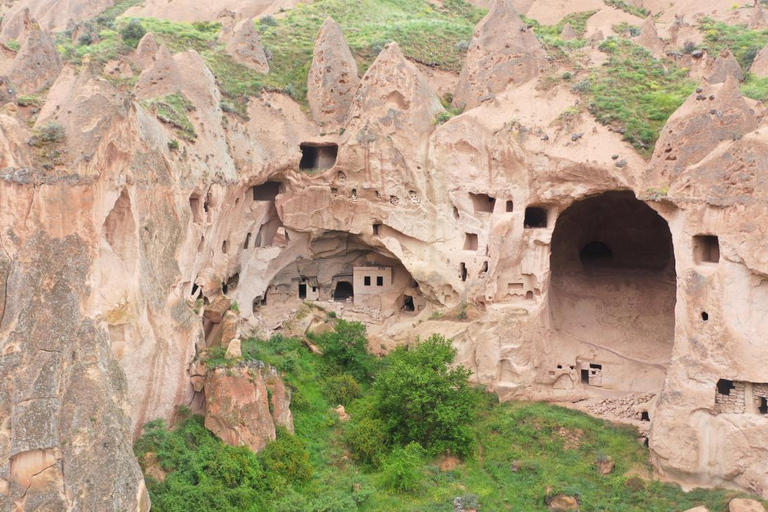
[131,33,159,71]
[454,0,547,110]
[204,364,292,452]
[684,507,710,512]
[225,19,269,73]
[560,23,577,41]
[307,17,359,126]
[707,49,744,84]
[637,16,665,58]
[749,3,768,30]
[225,338,242,358]
[125,0,313,23]
[0,0,110,40]
[730,499,766,512]
[6,10,62,95]
[750,42,768,78]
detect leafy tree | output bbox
[372,334,480,457]
[258,426,312,485]
[315,320,378,382]
[120,18,146,48]
[381,443,424,492]
[323,374,362,406]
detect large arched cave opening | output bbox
[548,191,676,394]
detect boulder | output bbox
[225,18,269,73]
[203,295,232,324]
[225,338,242,358]
[684,507,710,512]
[454,0,547,110]
[595,456,615,475]
[307,17,359,126]
[707,49,744,84]
[204,364,293,453]
[729,498,767,512]
[548,494,580,511]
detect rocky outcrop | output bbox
[0,0,111,40]
[131,33,159,71]
[225,18,269,74]
[454,0,547,110]
[707,49,744,84]
[749,3,768,30]
[649,76,757,178]
[5,10,62,95]
[307,17,359,127]
[560,23,577,41]
[203,363,294,452]
[730,499,766,512]
[636,17,665,58]
[750,42,768,78]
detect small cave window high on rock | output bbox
[470,193,496,213]
[524,206,549,228]
[693,234,720,265]
[299,143,338,171]
[252,181,282,201]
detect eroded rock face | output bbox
[637,17,665,58]
[203,364,293,452]
[6,11,62,95]
[454,0,547,110]
[225,18,269,73]
[307,17,359,126]
[707,49,744,84]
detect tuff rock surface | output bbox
[1,0,768,509]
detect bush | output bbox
[343,399,388,466]
[381,443,424,492]
[120,19,146,48]
[372,334,480,457]
[28,122,65,147]
[133,415,270,511]
[315,320,378,383]
[323,374,361,406]
[258,426,312,484]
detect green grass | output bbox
[742,73,768,99]
[700,17,768,70]
[58,0,483,112]
[579,37,695,156]
[603,0,649,18]
[524,10,598,50]
[141,92,197,140]
[137,330,766,511]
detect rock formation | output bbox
[637,16,665,58]
[560,23,577,41]
[203,364,293,452]
[307,17,360,127]
[5,10,62,95]
[707,49,744,84]
[454,0,547,110]
[224,18,270,74]
[750,41,768,78]
[1,0,768,508]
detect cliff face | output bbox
[1,0,768,508]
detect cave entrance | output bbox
[300,143,338,171]
[549,191,676,394]
[333,281,354,302]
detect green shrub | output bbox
[323,374,362,406]
[120,18,146,48]
[344,398,389,466]
[167,139,180,151]
[381,443,424,492]
[134,415,270,511]
[28,123,65,147]
[315,320,378,382]
[372,334,480,457]
[259,426,313,485]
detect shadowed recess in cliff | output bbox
[548,191,676,394]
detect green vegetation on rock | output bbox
[136,321,765,511]
[700,16,768,70]
[579,37,695,155]
[141,93,197,141]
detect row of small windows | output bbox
[363,276,384,287]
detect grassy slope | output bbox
[137,332,763,512]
